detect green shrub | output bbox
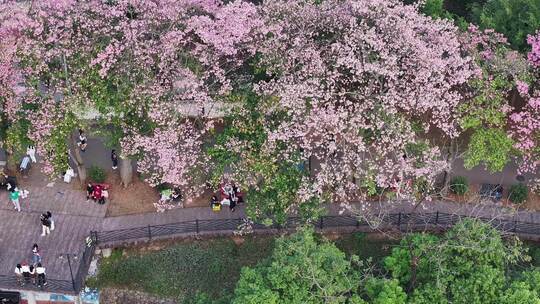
[450,176,469,195]
[155,183,169,192]
[88,166,107,183]
[472,0,540,51]
[508,183,528,204]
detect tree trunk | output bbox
[119,156,133,188]
[70,132,86,184]
[72,144,86,184]
[6,152,17,174]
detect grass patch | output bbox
[334,232,398,264]
[89,236,275,302]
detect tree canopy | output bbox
[233,220,540,304]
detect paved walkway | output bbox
[0,186,105,281]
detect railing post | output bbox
[196,219,199,234]
[356,218,360,228]
[147,225,152,241]
[513,220,517,233]
[435,211,439,225]
[319,217,324,229]
[397,212,401,227]
[92,231,99,244]
[66,254,76,292]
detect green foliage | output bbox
[88,166,107,183]
[364,278,407,304]
[233,228,360,304]
[93,221,540,304]
[207,90,321,225]
[420,0,454,20]
[46,112,77,175]
[472,0,540,51]
[450,176,469,195]
[460,76,513,131]
[384,234,439,285]
[384,219,530,304]
[508,183,528,204]
[463,128,514,172]
[500,282,540,304]
[4,119,32,160]
[92,237,274,302]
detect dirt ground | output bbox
[104,172,158,217]
[446,183,540,211]
[104,172,215,217]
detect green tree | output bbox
[463,128,514,172]
[473,0,540,51]
[232,228,360,304]
[364,278,407,304]
[500,282,540,304]
[384,219,529,304]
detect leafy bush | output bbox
[450,176,469,195]
[88,166,106,183]
[508,183,528,204]
[472,0,540,51]
[155,183,169,192]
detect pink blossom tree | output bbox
[209,0,478,222]
[509,33,540,192]
[0,0,263,193]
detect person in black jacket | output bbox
[86,183,94,202]
[111,149,118,170]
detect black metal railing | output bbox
[94,211,536,246]
[73,231,97,292]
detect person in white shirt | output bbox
[36,263,46,287]
[26,145,36,163]
[21,263,31,285]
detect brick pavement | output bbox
[0,186,105,281]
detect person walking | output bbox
[14,264,23,286]
[40,213,51,236]
[77,129,87,152]
[46,211,55,231]
[10,188,21,212]
[111,149,118,170]
[35,263,46,287]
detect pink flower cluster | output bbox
[528,31,540,67]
